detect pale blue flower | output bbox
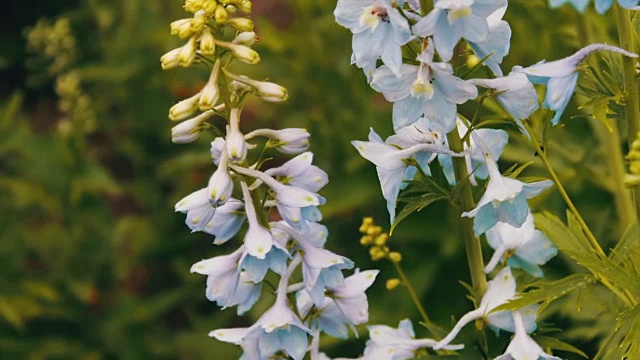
[595,0,640,13]
[434,267,517,350]
[327,270,379,326]
[515,43,637,125]
[353,127,460,224]
[245,128,310,154]
[175,188,216,232]
[207,151,233,207]
[470,72,539,135]
[412,0,508,61]
[467,6,511,77]
[485,211,558,277]
[296,290,351,339]
[462,153,553,236]
[371,43,478,132]
[201,198,246,244]
[334,0,411,78]
[190,247,262,315]
[362,319,462,359]
[494,312,562,360]
[439,119,509,185]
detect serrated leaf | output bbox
[495,273,595,313]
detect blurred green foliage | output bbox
[0,0,637,359]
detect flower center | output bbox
[447,7,472,24]
[360,6,389,30]
[411,64,434,99]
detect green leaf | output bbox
[391,192,448,234]
[534,335,588,358]
[495,273,596,313]
[536,211,640,301]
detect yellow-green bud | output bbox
[160,48,181,70]
[359,217,374,233]
[214,5,229,23]
[184,0,206,13]
[169,92,201,121]
[374,233,388,246]
[386,278,401,290]
[190,11,207,33]
[388,252,402,263]
[238,0,252,13]
[170,19,193,39]
[199,60,221,110]
[200,27,215,55]
[202,0,217,15]
[360,235,373,246]
[232,31,257,46]
[366,225,382,236]
[178,36,198,67]
[225,42,260,64]
[224,72,287,101]
[226,17,253,32]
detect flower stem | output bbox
[524,122,605,256]
[615,5,640,228]
[446,131,487,301]
[391,260,444,338]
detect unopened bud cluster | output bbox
[625,131,640,186]
[163,1,375,358]
[359,217,402,262]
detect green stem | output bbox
[594,120,636,230]
[616,5,640,228]
[446,131,487,301]
[392,261,444,338]
[524,122,605,256]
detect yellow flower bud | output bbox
[184,0,206,13]
[200,27,215,55]
[238,0,252,13]
[388,252,402,263]
[226,17,253,32]
[367,225,382,237]
[386,278,401,290]
[360,235,373,246]
[160,48,181,70]
[178,35,198,67]
[190,11,207,33]
[170,19,193,39]
[169,92,201,121]
[199,60,221,110]
[202,0,217,15]
[374,233,388,246]
[214,5,229,23]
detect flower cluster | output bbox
[163,1,378,358]
[549,0,639,14]
[335,0,637,358]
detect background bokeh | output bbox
[0,0,631,358]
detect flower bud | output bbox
[225,72,287,101]
[184,0,205,13]
[226,108,247,163]
[388,252,402,263]
[228,43,260,64]
[171,110,214,143]
[202,0,217,15]
[169,92,201,121]
[214,5,228,23]
[238,0,252,13]
[170,19,193,39]
[207,158,233,207]
[262,128,309,154]
[178,35,198,67]
[190,10,207,33]
[386,278,401,290]
[374,233,388,246]
[200,27,216,55]
[232,31,257,46]
[199,60,221,110]
[226,17,253,32]
[160,48,181,70]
